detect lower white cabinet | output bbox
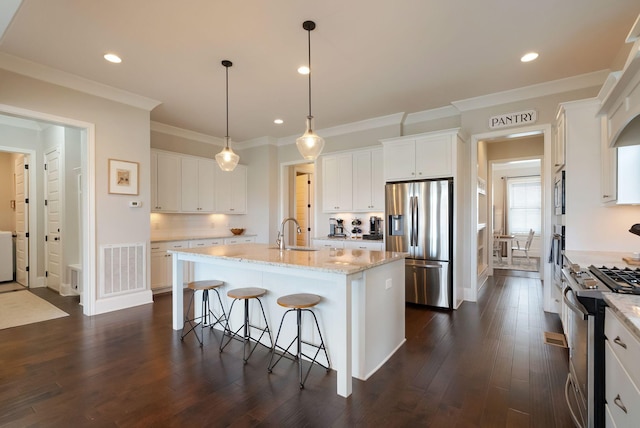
[150,237,254,292]
[150,241,189,291]
[311,238,383,251]
[605,307,640,427]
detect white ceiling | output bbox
[1,0,639,144]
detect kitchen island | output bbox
[169,243,406,397]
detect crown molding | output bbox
[451,69,610,112]
[239,136,278,149]
[277,112,405,146]
[404,105,460,124]
[0,52,161,111]
[150,121,223,145]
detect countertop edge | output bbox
[603,294,640,340]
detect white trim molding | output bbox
[150,121,224,145]
[0,52,161,111]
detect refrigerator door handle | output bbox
[409,196,414,246]
[413,196,418,246]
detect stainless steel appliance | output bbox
[363,216,382,240]
[385,179,453,309]
[563,263,640,427]
[329,218,346,237]
[554,170,566,216]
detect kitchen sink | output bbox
[269,246,319,252]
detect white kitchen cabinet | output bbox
[189,238,224,248]
[600,116,618,204]
[381,130,455,182]
[150,240,189,291]
[605,307,640,428]
[353,148,384,211]
[181,157,215,212]
[322,153,353,212]
[151,151,180,212]
[215,164,247,214]
[311,238,345,249]
[554,110,566,171]
[223,235,255,245]
[344,240,384,251]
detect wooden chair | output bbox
[511,229,535,263]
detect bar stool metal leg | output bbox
[219,288,272,364]
[180,280,227,347]
[268,307,331,389]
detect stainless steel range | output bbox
[563,263,640,427]
[589,266,640,294]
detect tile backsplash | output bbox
[150,213,247,240]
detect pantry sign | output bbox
[489,110,537,129]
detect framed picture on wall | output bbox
[108,159,139,195]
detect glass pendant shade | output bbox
[215,137,239,171]
[296,116,325,160]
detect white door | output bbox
[14,155,29,286]
[45,149,62,290]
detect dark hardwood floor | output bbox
[0,272,572,427]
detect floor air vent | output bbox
[100,243,145,298]
[543,331,568,348]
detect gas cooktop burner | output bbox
[589,265,640,295]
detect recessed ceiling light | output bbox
[104,53,122,63]
[297,66,310,75]
[521,52,539,63]
[274,119,284,124]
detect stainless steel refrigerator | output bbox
[385,179,453,309]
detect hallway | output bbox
[0,272,571,427]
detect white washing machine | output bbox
[0,231,13,282]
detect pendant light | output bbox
[216,60,240,171]
[296,20,325,161]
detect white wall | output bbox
[0,68,153,314]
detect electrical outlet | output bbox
[385,278,392,289]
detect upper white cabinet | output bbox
[381,131,454,181]
[600,116,618,204]
[554,109,566,171]
[181,157,215,212]
[151,151,180,212]
[215,164,247,214]
[151,149,247,214]
[322,153,353,212]
[352,148,384,211]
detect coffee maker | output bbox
[329,218,346,237]
[364,216,382,240]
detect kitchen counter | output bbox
[151,234,256,243]
[603,294,640,340]
[169,243,406,398]
[313,236,383,242]
[564,250,638,269]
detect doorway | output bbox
[0,108,90,309]
[280,161,315,247]
[470,125,553,311]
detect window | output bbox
[507,176,541,235]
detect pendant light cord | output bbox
[225,63,230,146]
[307,27,312,119]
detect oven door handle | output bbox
[563,286,589,321]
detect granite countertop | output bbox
[564,250,640,341]
[169,243,405,275]
[603,294,640,340]
[152,234,256,243]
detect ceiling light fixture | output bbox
[215,60,240,171]
[103,53,122,63]
[296,20,325,161]
[521,52,539,62]
[274,119,284,124]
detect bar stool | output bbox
[267,293,331,389]
[219,287,272,364]
[180,280,227,347]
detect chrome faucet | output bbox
[276,217,302,250]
